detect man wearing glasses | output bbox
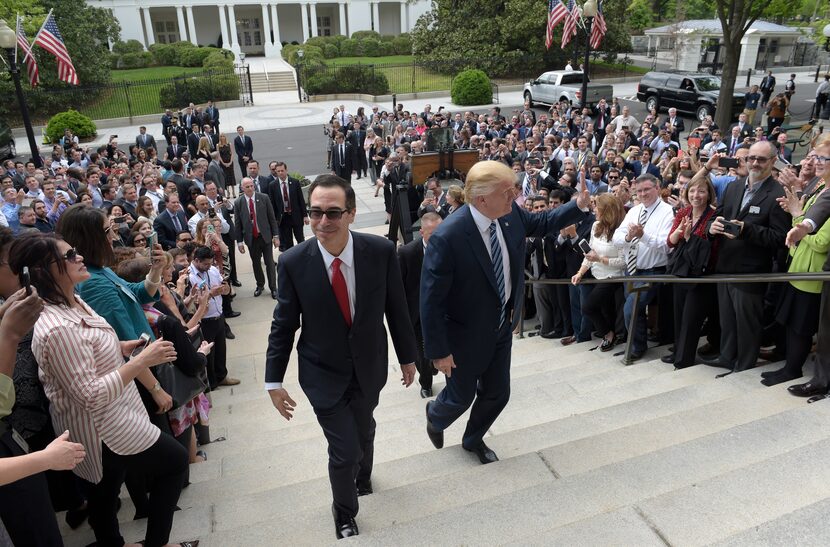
[264,175,417,539]
[705,141,790,376]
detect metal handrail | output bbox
[519,271,830,365]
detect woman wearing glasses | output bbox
[10,234,197,547]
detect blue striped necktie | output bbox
[489,221,506,327]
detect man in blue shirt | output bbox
[743,85,762,125]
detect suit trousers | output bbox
[553,283,573,335]
[570,284,595,342]
[313,378,377,519]
[87,434,187,547]
[532,283,556,335]
[334,165,351,181]
[278,214,306,252]
[428,320,512,448]
[717,282,765,371]
[809,282,830,387]
[672,283,717,367]
[623,268,665,354]
[413,320,434,391]
[248,235,276,290]
[221,230,239,283]
[200,316,228,389]
[0,430,63,547]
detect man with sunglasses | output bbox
[265,175,417,539]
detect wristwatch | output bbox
[152,382,162,393]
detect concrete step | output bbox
[351,402,830,545]
[711,496,830,546]
[248,72,296,92]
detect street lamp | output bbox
[295,49,304,103]
[0,19,41,167]
[823,24,830,52]
[579,0,598,110]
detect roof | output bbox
[645,20,803,35]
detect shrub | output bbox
[281,44,300,62]
[305,36,333,48]
[159,74,239,109]
[352,30,381,41]
[304,65,389,95]
[148,43,177,66]
[283,44,325,65]
[380,34,396,42]
[377,41,395,57]
[361,38,381,57]
[118,51,153,69]
[180,47,214,67]
[392,34,413,55]
[451,69,492,106]
[339,38,360,57]
[46,110,97,143]
[112,39,145,55]
[322,43,340,59]
[203,51,234,70]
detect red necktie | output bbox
[248,197,259,238]
[331,258,351,327]
[282,181,292,214]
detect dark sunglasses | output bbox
[63,248,81,262]
[309,208,349,220]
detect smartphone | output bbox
[130,333,151,358]
[113,215,127,223]
[20,266,31,296]
[577,239,592,255]
[206,223,216,234]
[721,220,741,237]
[718,157,740,169]
[774,158,791,172]
[198,278,208,290]
[148,231,157,249]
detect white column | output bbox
[399,2,406,33]
[176,7,188,42]
[371,2,379,33]
[185,5,197,44]
[142,8,155,47]
[228,4,241,57]
[218,5,230,50]
[300,4,310,42]
[310,3,319,38]
[271,4,282,48]
[261,3,275,55]
[341,2,350,37]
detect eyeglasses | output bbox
[63,248,82,263]
[607,175,620,179]
[309,208,349,220]
[746,155,774,164]
[815,156,830,164]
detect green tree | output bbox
[626,0,655,35]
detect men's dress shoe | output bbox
[540,331,563,339]
[560,335,577,346]
[808,394,830,404]
[667,346,675,353]
[464,441,499,464]
[788,382,828,398]
[271,290,278,300]
[628,351,644,362]
[223,310,241,318]
[420,388,433,399]
[697,342,716,356]
[425,401,443,449]
[253,287,263,297]
[761,367,786,379]
[356,479,373,496]
[225,330,236,340]
[699,355,727,367]
[231,280,242,287]
[661,354,675,364]
[218,377,241,386]
[760,370,802,387]
[332,504,359,539]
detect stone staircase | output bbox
[248,71,297,94]
[57,252,830,546]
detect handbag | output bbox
[154,362,206,410]
[666,212,712,278]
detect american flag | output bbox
[546,0,569,50]
[16,16,39,87]
[561,0,581,49]
[33,11,78,85]
[590,1,608,50]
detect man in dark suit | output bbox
[632,148,662,180]
[135,126,157,152]
[246,160,271,196]
[729,112,753,141]
[166,136,185,160]
[267,161,308,251]
[205,100,220,131]
[592,98,611,132]
[346,122,368,178]
[775,132,793,163]
[153,193,189,249]
[161,109,173,145]
[706,141,790,377]
[398,212,443,398]
[421,161,590,464]
[664,108,685,142]
[760,70,776,108]
[234,125,254,180]
[234,177,280,299]
[417,178,451,219]
[187,129,202,158]
[265,175,417,539]
[331,132,353,181]
[206,151,226,190]
[166,117,187,147]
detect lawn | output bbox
[327,55,414,66]
[110,66,206,83]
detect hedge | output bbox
[203,51,234,70]
[304,65,389,95]
[179,47,215,67]
[287,33,411,59]
[45,110,97,143]
[159,75,239,109]
[451,69,492,106]
[112,39,144,55]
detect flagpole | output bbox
[32,8,53,44]
[14,14,19,64]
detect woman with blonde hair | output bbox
[217,133,237,198]
[195,137,211,162]
[446,184,465,214]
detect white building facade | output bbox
[88,0,430,59]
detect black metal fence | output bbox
[6,66,251,126]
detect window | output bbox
[317,15,332,37]
[154,19,179,44]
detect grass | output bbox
[110,66,206,83]
[327,55,414,66]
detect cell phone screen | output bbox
[131,333,151,358]
[578,239,592,254]
[21,266,31,296]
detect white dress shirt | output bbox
[612,199,675,270]
[469,204,512,305]
[188,209,229,236]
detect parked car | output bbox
[636,70,746,122]
[523,71,614,108]
[0,119,15,161]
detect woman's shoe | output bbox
[599,338,615,352]
[560,336,577,346]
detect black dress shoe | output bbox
[225,330,236,340]
[332,504,359,539]
[231,280,242,287]
[420,388,433,398]
[667,346,675,353]
[65,503,89,530]
[661,354,675,364]
[808,394,829,404]
[540,330,563,339]
[760,370,802,387]
[254,287,263,297]
[788,382,828,398]
[223,310,241,319]
[761,366,786,379]
[425,401,443,449]
[356,479,373,496]
[697,342,717,356]
[464,441,499,464]
[271,290,278,300]
[699,355,728,368]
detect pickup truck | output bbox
[523,71,614,108]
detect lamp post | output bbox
[0,19,41,167]
[579,0,598,111]
[295,49,304,103]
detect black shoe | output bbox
[356,479,373,497]
[761,366,786,379]
[65,503,89,530]
[788,382,828,398]
[628,351,644,362]
[464,441,499,464]
[223,310,241,319]
[540,330,564,339]
[667,346,675,353]
[271,290,278,300]
[332,504,359,539]
[760,370,802,387]
[420,388,433,399]
[808,394,829,404]
[697,342,717,356]
[661,354,675,364]
[425,401,443,449]
[231,280,242,287]
[699,355,727,367]
[600,338,616,352]
[254,287,263,297]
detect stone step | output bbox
[711,496,830,546]
[350,402,830,545]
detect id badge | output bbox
[11,428,29,454]
[748,206,761,215]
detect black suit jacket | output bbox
[268,177,308,226]
[153,209,189,249]
[234,135,253,160]
[331,143,354,179]
[709,175,790,276]
[169,173,193,206]
[187,132,202,158]
[730,122,752,141]
[166,144,185,159]
[265,233,418,407]
[397,238,425,327]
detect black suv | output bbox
[0,119,15,161]
[636,70,746,122]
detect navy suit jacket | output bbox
[265,233,418,408]
[420,201,587,372]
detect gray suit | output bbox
[234,192,279,291]
[135,133,157,150]
[804,190,830,387]
[206,160,226,190]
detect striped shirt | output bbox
[31,297,159,484]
